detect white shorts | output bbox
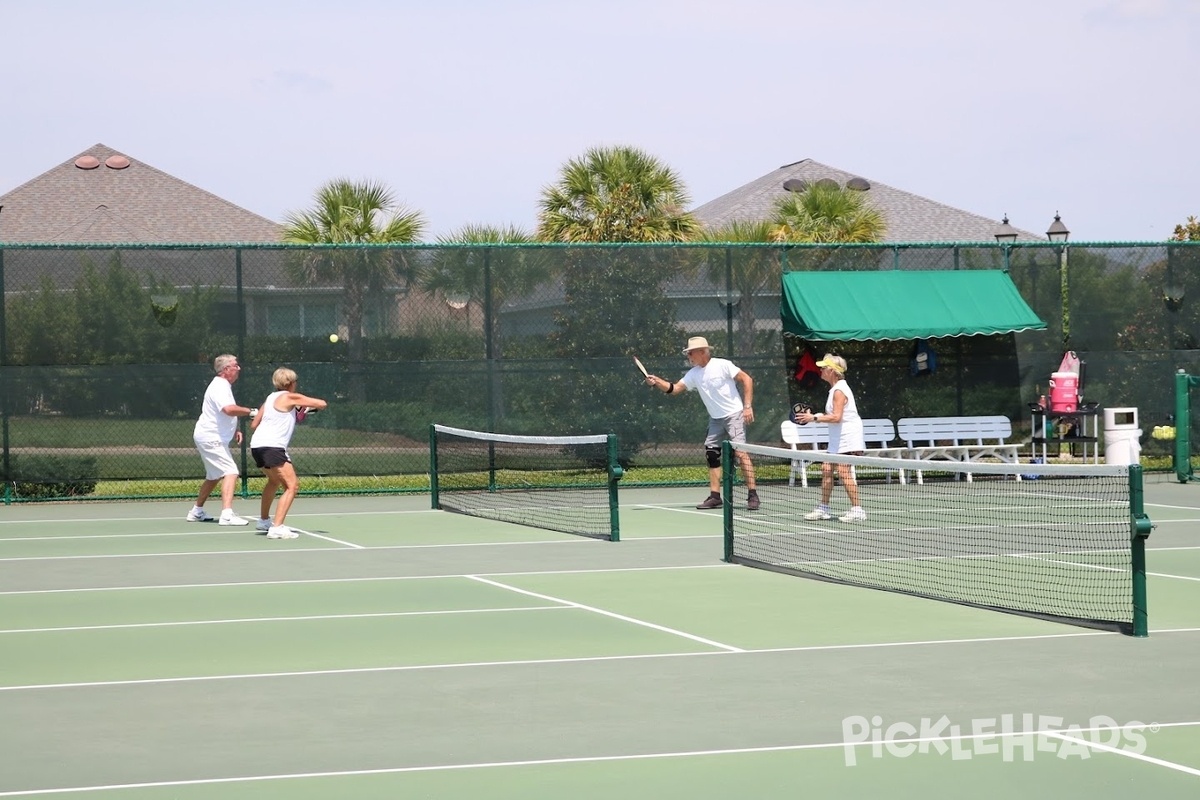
[194,439,238,480]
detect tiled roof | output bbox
[0,143,282,244]
[691,159,1045,243]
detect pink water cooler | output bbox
[1049,371,1079,412]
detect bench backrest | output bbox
[896,415,1013,445]
[781,419,896,450]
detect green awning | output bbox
[781,270,1045,341]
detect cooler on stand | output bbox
[1050,371,1079,412]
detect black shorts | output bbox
[251,447,291,469]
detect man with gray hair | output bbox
[645,336,760,510]
[186,354,257,525]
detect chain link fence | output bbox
[1,242,1197,500]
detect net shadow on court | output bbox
[0,479,1198,798]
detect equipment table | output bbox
[1030,405,1100,464]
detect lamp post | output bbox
[1047,213,1070,347]
[994,214,1019,271]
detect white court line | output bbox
[0,606,568,635]
[11,627,1200,694]
[0,531,237,542]
[1044,726,1200,778]
[467,575,744,653]
[0,509,444,525]
[1148,571,1200,582]
[288,527,363,549]
[0,538,587,562]
[0,532,717,549]
[1033,555,1200,583]
[0,563,736,596]
[2,721,1197,797]
[0,532,728,561]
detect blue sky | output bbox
[1,0,1196,242]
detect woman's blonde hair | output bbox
[272,367,297,390]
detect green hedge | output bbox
[1,454,100,500]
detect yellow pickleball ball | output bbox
[329,334,339,343]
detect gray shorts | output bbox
[704,413,746,449]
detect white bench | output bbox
[895,415,1022,483]
[780,419,905,486]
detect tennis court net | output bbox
[723,442,1150,634]
[430,424,622,541]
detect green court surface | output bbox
[0,479,1198,798]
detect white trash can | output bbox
[1103,407,1142,466]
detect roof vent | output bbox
[846,177,871,191]
[815,178,839,190]
[782,178,808,192]
[105,155,130,170]
[75,156,100,170]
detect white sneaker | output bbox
[267,525,299,539]
[185,507,214,522]
[219,512,249,526]
[839,507,867,523]
[804,508,832,521]
[256,519,271,532]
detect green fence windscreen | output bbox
[0,242,1197,500]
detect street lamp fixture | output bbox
[993,215,1019,244]
[1046,213,1070,243]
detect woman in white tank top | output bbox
[248,367,329,540]
[794,354,867,523]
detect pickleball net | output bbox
[430,424,622,541]
[723,442,1149,634]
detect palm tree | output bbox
[536,145,700,243]
[533,146,697,455]
[769,182,887,273]
[421,224,556,428]
[699,220,778,356]
[422,223,553,358]
[282,179,426,399]
[770,182,887,244]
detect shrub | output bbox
[1,454,100,500]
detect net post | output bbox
[429,424,440,509]
[1175,370,1192,483]
[1129,464,1152,637]
[488,441,497,492]
[722,440,733,562]
[606,433,622,542]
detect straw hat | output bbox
[682,336,712,354]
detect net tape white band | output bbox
[434,424,609,447]
[732,440,1130,479]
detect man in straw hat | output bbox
[644,336,760,510]
[794,353,867,522]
